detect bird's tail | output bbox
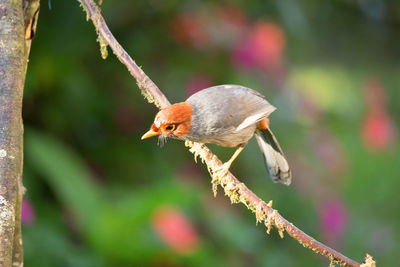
[255,128,291,185]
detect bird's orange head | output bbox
[141,102,192,141]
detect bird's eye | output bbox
[165,124,176,131]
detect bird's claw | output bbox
[213,162,230,179]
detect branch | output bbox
[77,1,375,266]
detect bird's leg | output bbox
[213,144,246,180]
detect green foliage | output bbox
[22,0,400,266]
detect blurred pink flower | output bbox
[232,21,286,71]
[231,38,258,69]
[21,198,35,225]
[362,78,396,151]
[185,75,214,97]
[362,109,396,151]
[319,198,348,247]
[152,205,199,254]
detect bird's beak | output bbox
[141,129,160,140]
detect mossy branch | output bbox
[77,0,375,266]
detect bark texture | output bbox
[0,0,39,265]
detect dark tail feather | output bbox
[255,129,291,185]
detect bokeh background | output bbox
[22,0,400,266]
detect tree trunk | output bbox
[0,0,39,265]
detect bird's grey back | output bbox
[185,85,275,145]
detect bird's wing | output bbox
[187,84,275,135]
[221,85,276,131]
[235,105,276,131]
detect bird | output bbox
[141,85,291,185]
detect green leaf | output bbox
[25,128,104,227]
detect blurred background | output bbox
[22,0,400,266]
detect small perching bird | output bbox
[142,85,291,185]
